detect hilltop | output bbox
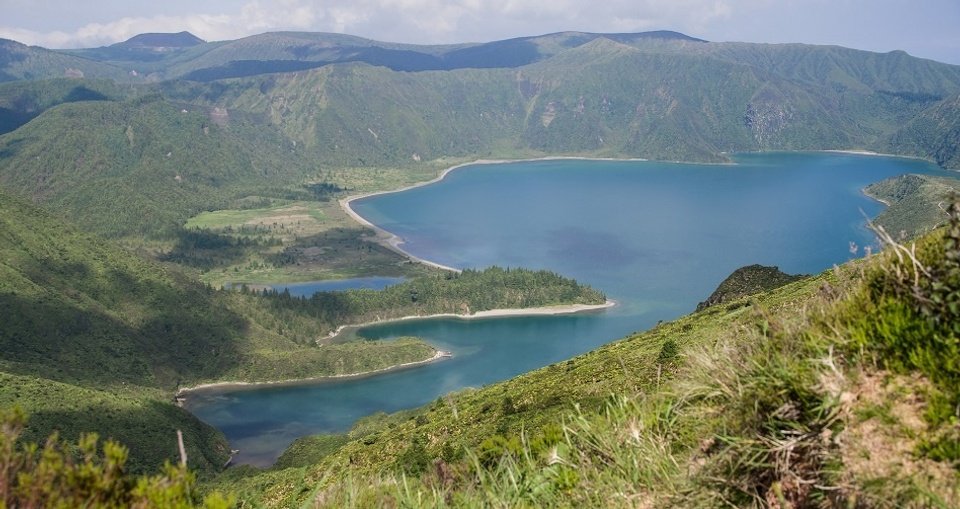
[115,31,205,50]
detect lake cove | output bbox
[185,152,954,466]
[269,276,406,297]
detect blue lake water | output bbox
[185,152,953,466]
[270,276,405,297]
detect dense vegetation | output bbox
[0,407,231,508]
[866,173,960,237]
[695,264,805,311]
[0,189,602,472]
[2,28,960,505]
[212,206,960,507]
[2,31,960,244]
[0,78,125,134]
[247,266,606,329]
[0,98,318,238]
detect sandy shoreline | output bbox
[339,156,649,272]
[821,149,936,163]
[178,299,614,395]
[179,349,454,395]
[823,149,886,157]
[341,151,936,271]
[326,299,617,340]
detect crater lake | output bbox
[185,152,953,466]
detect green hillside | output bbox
[1,29,960,505]
[211,207,960,508]
[2,34,960,246]
[865,173,960,237]
[0,189,430,470]
[695,264,805,311]
[0,189,603,470]
[889,93,960,169]
[0,372,231,474]
[161,36,960,169]
[0,96,316,238]
[0,78,127,134]
[0,38,132,83]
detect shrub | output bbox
[0,407,232,508]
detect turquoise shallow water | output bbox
[185,152,952,466]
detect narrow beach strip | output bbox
[178,349,454,395]
[178,300,615,395]
[325,299,617,340]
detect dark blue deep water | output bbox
[186,153,951,465]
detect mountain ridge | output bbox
[0,26,959,506]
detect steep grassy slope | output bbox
[0,96,317,237]
[162,36,960,169]
[0,189,439,470]
[865,173,960,237]
[1,35,959,247]
[213,209,960,508]
[0,78,127,134]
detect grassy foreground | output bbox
[210,207,960,507]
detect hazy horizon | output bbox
[1,0,957,65]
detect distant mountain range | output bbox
[2,29,960,502]
[1,29,958,238]
[41,30,709,81]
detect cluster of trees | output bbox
[159,228,279,270]
[243,266,606,331]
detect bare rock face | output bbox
[745,100,792,148]
[697,264,805,311]
[209,107,229,127]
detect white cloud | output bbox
[0,0,954,65]
[0,0,742,48]
[0,1,321,48]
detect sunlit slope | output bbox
[0,97,314,237]
[166,36,960,167]
[0,38,131,83]
[2,35,960,242]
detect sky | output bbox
[1,0,958,64]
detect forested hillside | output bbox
[2,31,960,244]
[1,28,959,506]
[0,189,603,470]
